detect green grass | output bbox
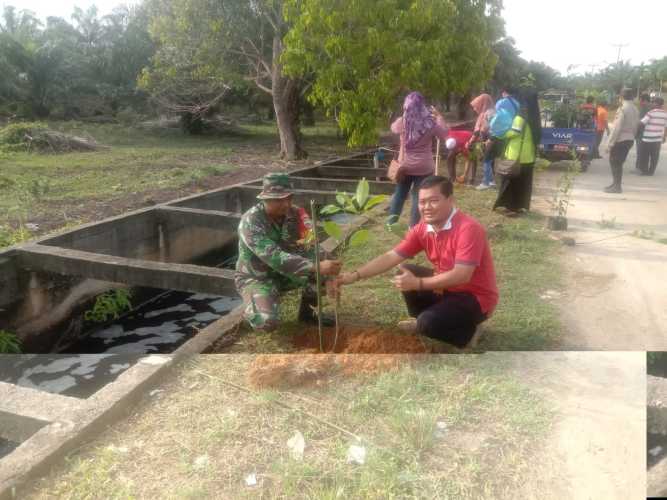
[240,187,564,351]
[0,120,343,236]
[27,355,554,500]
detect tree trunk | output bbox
[273,83,306,159]
[457,92,470,120]
[271,34,306,160]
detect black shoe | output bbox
[298,291,336,327]
[299,312,336,327]
[604,184,622,194]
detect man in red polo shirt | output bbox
[336,175,498,347]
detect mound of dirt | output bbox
[247,326,433,389]
[292,326,430,354]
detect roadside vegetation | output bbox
[26,355,555,500]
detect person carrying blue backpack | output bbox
[477,88,521,190]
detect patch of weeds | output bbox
[47,446,135,499]
[597,214,617,229]
[0,330,21,353]
[0,224,31,248]
[0,122,49,152]
[84,289,132,323]
[632,228,655,239]
[658,238,667,245]
[387,406,439,455]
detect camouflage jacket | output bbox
[235,203,315,287]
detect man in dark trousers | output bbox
[335,176,498,349]
[637,97,667,175]
[605,89,639,193]
[635,93,652,171]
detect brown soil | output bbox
[28,166,279,236]
[292,325,430,353]
[247,326,432,389]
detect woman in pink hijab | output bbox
[467,93,497,190]
[388,91,449,226]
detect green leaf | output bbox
[320,204,343,215]
[348,229,370,247]
[323,221,344,241]
[336,192,350,207]
[355,178,369,209]
[364,194,389,210]
[386,221,408,236]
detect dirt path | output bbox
[533,140,667,350]
[503,351,646,499]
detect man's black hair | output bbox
[419,176,453,198]
[586,95,594,104]
[622,88,635,100]
[655,97,665,107]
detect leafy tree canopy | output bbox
[282,0,501,146]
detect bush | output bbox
[116,106,141,126]
[0,122,50,152]
[0,122,100,153]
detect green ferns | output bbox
[0,330,21,354]
[85,289,133,323]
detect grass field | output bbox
[0,120,346,246]
[26,355,555,500]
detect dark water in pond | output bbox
[648,433,667,468]
[0,437,19,459]
[64,290,241,355]
[1,256,242,398]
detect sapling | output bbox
[307,179,389,351]
[548,152,580,231]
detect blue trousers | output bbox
[387,174,428,227]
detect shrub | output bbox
[0,122,50,152]
[0,330,21,354]
[116,106,141,126]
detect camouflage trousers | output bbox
[237,276,317,332]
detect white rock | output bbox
[193,455,209,470]
[106,445,129,454]
[346,444,366,465]
[245,473,258,487]
[650,446,663,457]
[287,430,305,460]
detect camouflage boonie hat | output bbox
[257,173,293,200]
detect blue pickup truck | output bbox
[539,127,597,171]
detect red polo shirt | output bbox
[393,209,499,315]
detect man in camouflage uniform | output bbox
[235,173,341,331]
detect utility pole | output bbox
[612,43,628,66]
[611,43,629,98]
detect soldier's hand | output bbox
[319,259,342,276]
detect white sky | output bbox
[2,0,138,21]
[503,0,667,75]
[7,0,667,76]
